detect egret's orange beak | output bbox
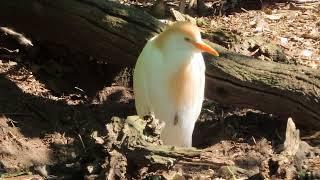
[191,41,219,56]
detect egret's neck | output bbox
[164,49,202,72]
[152,34,203,71]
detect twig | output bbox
[251,136,257,145]
[178,159,230,167]
[76,132,87,152]
[0,47,19,54]
[227,166,237,180]
[275,129,283,141]
[74,86,85,93]
[290,0,320,4]
[72,109,87,152]
[203,108,214,114]
[313,85,320,97]
[301,131,320,140]
[300,59,320,64]
[249,48,260,57]
[7,118,17,128]
[240,8,249,12]
[170,8,186,21]
[7,130,25,147]
[0,171,31,178]
[0,27,33,47]
[7,130,18,139]
[71,109,87,152]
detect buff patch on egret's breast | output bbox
[169,61,196,109]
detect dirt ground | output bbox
[0,1,320,180]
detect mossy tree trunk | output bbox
[204,43,320,130]
[0,0,165,65]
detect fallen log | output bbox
[100,115,319,179]
[204,42,320,130]
[1,0,319,129]
[0,0,165,65]
[102,116,234,179]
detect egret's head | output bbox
[154,21,219,57]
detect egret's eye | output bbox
[184,37,191,42]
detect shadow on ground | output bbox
[193,104,287,149]
[0,63,135,178]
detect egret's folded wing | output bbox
[133,38,162,117]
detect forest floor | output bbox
[0,1,319,180]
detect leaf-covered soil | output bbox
[0,1,320,179]
[202,2,320,68]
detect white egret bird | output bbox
[133,21,219,147]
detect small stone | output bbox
[264,14,282,20]
[301,50,312,57]
[71,152,77,158]
[94,137,104,144]
[8,61,17,66]
[249,20,257,27]
[280,37,288,45]
[87,165,94,174]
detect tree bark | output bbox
[103,116,233,179]
[1,0,319,129]
[0,0,165,65]
[204,42,320,130]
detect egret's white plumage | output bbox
[133,22,219,147]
